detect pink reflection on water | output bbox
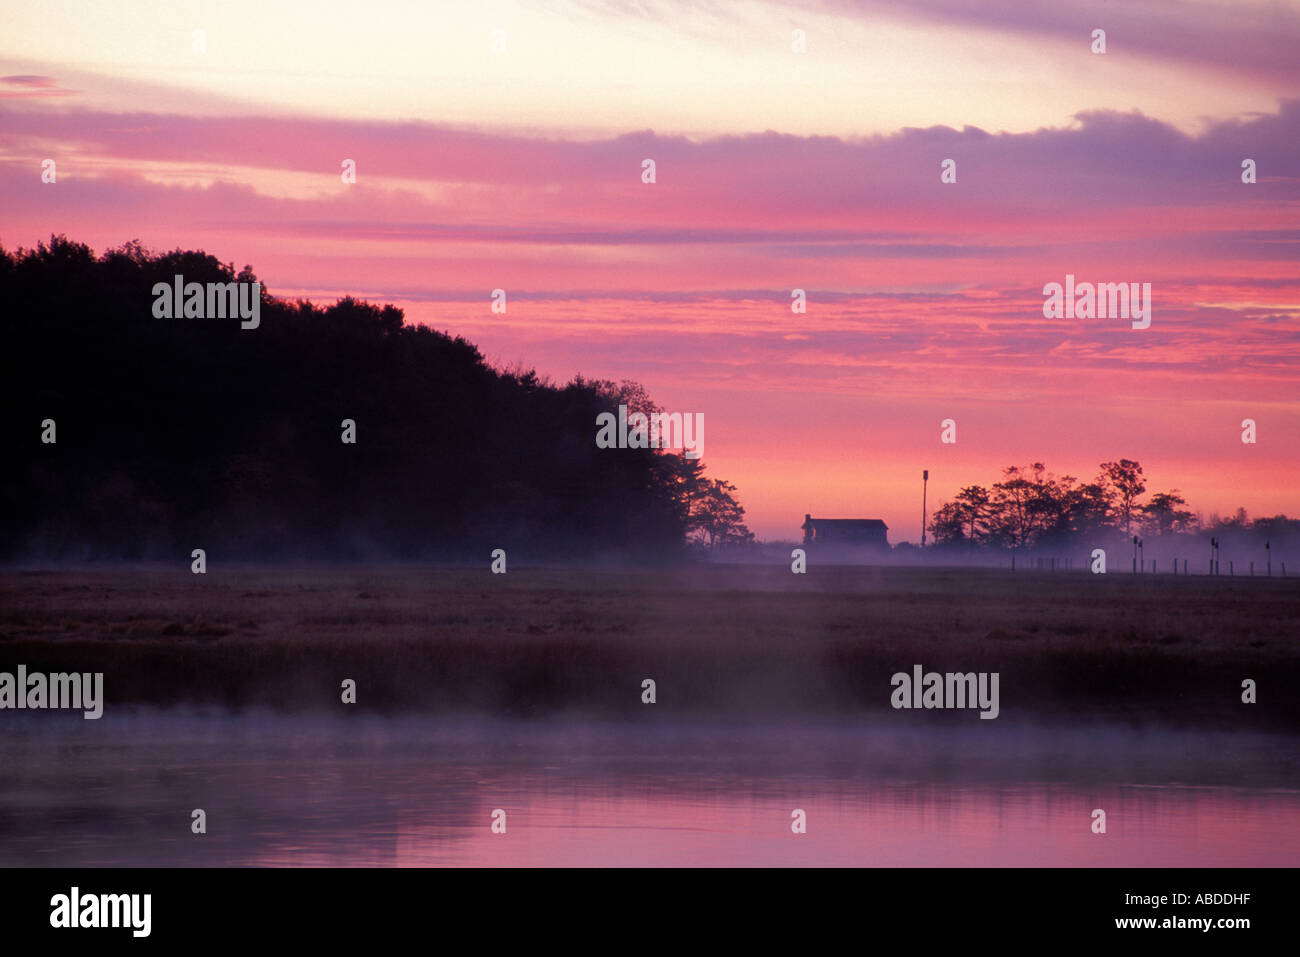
[372,784,1300,867]
[4,713,1296,868]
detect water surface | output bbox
[1,712,1295,866]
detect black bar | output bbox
[0,867,1287,945]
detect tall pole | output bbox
[921,470,928,549]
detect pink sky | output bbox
[2,1,1298,540]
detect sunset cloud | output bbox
[0,74,78,98]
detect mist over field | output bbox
[3,560,1297,869]
[2,563,1294,727]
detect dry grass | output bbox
[0,563,1295,726]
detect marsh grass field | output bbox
[1,563,1296,727]
[2,563,1299,867]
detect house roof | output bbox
[804,518,889,529]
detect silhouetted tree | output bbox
[928,501,967,545]
[0,236,748,561]
[1142,491,1196,536]
[1100,459,1146,535]
[954,485,991,544]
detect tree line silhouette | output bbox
[928,460,1297,557]
[0,236,753,561]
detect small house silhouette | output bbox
[802,514,889,548]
